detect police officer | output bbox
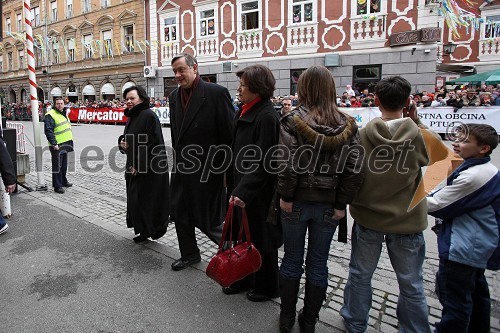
[44,97,73,194]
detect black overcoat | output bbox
[231,99,282,252]
[120,102,170,237]
[169,79,234,231]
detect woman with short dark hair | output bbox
[119,85,170,242]
[223,65,282,303]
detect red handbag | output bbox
[206,203,262,287]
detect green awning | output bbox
[446,68,500,85]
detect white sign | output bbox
[417,106,500,134]
[339,106,500,134]
[151,107,170,125]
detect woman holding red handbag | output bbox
[223,64,282,302]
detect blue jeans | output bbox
[341,223,431,333]
[279,201,338,288]
[435,259,490,333]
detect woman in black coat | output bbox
[119,85,169,242]
[223,65,282,302]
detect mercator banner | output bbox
[67,107,170,125]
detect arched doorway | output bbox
[66,84,78,103]
[37,87,44,101]
[20,88,27,103]
[82,84,96,102]
[9,89,16,103]
[121,81,136,94]
[50,87,62,102]
[100,82,115,101]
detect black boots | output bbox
[279,276,301,333]
[297,281,327,333]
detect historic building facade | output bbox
[144,0,446,98]
[435,0,500,85]
[0,0,147,104]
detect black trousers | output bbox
[50,149,68,189]
[175,221,223,260]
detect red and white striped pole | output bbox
[24,0,47,190]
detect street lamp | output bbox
[442,43,457,56]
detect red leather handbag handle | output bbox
[218,202,252,252]
[219,202,234,252]
[236,207,251,243]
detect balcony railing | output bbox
[196,37,219,62]
[236,30,264,58]
[478,39,500,61]
[349,14,387,49]
[286,23,319,54]
[161,41,180,66]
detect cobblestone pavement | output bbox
[23,152,500,333]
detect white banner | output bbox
[339,106,500,134]
[151,107,170,125]
[416,106,500,134]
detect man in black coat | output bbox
[168,53,234,271]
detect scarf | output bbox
[239,97,262,118]
[180,75,201,111]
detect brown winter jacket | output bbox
[277,107,364,210]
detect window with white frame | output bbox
[102,0,111,8]
[67,39,75,62]
[31,7,40,27]
[6,18,11,33]
[83,0,91,13]
[163,17,177,42]
[19,49,25,69]
[357,0,380,15]
[291,0,314,24]
[240,1,259,31]
[52,40,60,64]
[484,14,500,39]
[51,1,58,22]
[66,0,73,18]
[83,34,93,59]
[8,52,13,71]
[199,9,215,37]
[17,13,22,32]
[102,30,113,56]
[0,56,3,72]
[124,25,134,52]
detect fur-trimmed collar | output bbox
[293,111,357,151]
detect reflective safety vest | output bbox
[46,109,73,144]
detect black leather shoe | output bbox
[54,187,65,194]
[63,183,73,187]
[133,234,148,243]
[151,226,167,240]
[222,284,249,295]
[246,290,276,302]
[171,257,201,271]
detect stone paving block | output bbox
[387,294,398,303]
[385,307,396,317]
[379,322,398,333]
[381,314,399,327]
[372,295,384,305]
[368,308,380,319]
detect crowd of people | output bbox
[1,56,499,333]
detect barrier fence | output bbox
[6,122,26,154]
[63,106,500,134]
